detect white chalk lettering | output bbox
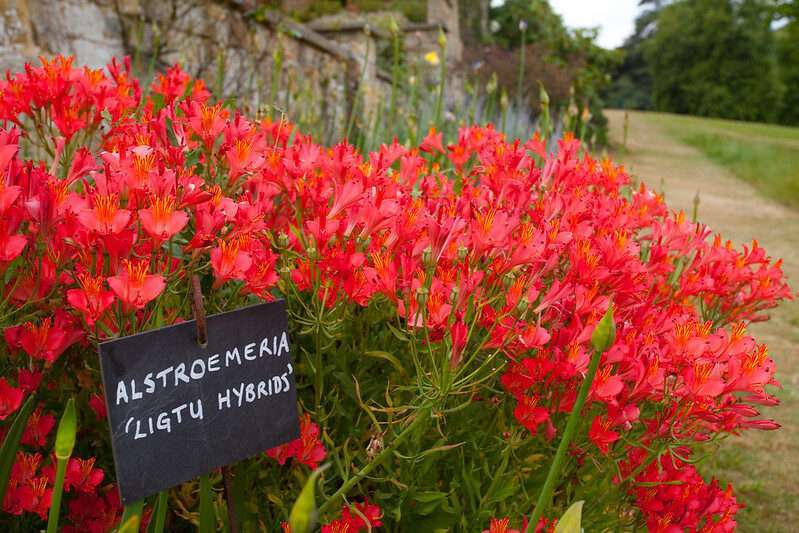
[143,372,155,393]
[190,358,206,379]
[218,389,231,410]
[174,363,190,385]
[278,332,290,356]
[189,399,203,420]
[226,347,241,366]
[156,412,171,433]
[131,379,143,401]
[260,337,271,356]
[244,342,256,360]
[156,366,173,388]
[116,381,128,405]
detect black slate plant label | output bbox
[98,301,299,503]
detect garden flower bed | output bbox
[0,56,791,531]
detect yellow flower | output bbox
[424,51,440,66]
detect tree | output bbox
[603,1,664,110]
[646,0,782,122]
[776,1,799,124]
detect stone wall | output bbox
[0,0,464,140]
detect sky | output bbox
[548,0,642,49]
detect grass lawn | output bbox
[645,112,799,208]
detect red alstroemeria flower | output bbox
[514,395,550,436]
[320,500,383,533]
[0,220,27,263]
[16,369,42,394]
[0,378,24,420]
[88,393,108,420]
[139,195,188,241]
[591,366,625,402]
[6,313,83,364]
[65,457,104,494]
[107,259,165,309]
[210,239,252,286]
[266,413,326,469]
[684,362,726,398]
[21,409,55,447]
[589,416,620,455]
[420,127,445,154]
[483,517,520,533]
[78,193,131,235]
[66,272,115,326]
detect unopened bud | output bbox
[306,247,317,260]
[416,286,429,306]
[591,305,616,353]
[388,17,399,35]
[516,297,529,313]
[503,271,516,288]
[277,232,289,248]
[422,245,433,266]
[539,84,550,107]
[457,246,469,261]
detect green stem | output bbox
[517,27,526,106]
[121,499,144,531]
[389,26,401,125]
[152,490,168,533]
[45,458,67,533]
[318,406,431,516]
[199,474,215,533]
[314,330,323,414]
[346,38,371,141]
[433,38,447,129]
[528,346,604,525]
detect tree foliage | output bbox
[647,0,781,123]
[608,0,799,125]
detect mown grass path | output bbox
[607,110,799,532]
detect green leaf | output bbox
[0,395,37,504]
[54,398,77,460]
[199,474,215,533]
[289,463,330,533]
[118,515,141,533]
[590,305,616,354]
[554,500,584,533]
[364,350,407,375]
[146,491,168,533]
[120,500,144,533]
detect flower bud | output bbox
[515,297,529,314]
[591,305,616,353]
[388,17,399,36]
[503,271,516,288]
[416,286,429,306]
[539,84,550,107]
[457,246,469,261]
[306,246,317,260]
[422,245,433,266]
[277,232,289,248]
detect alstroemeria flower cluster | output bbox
[0,56,791,531]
